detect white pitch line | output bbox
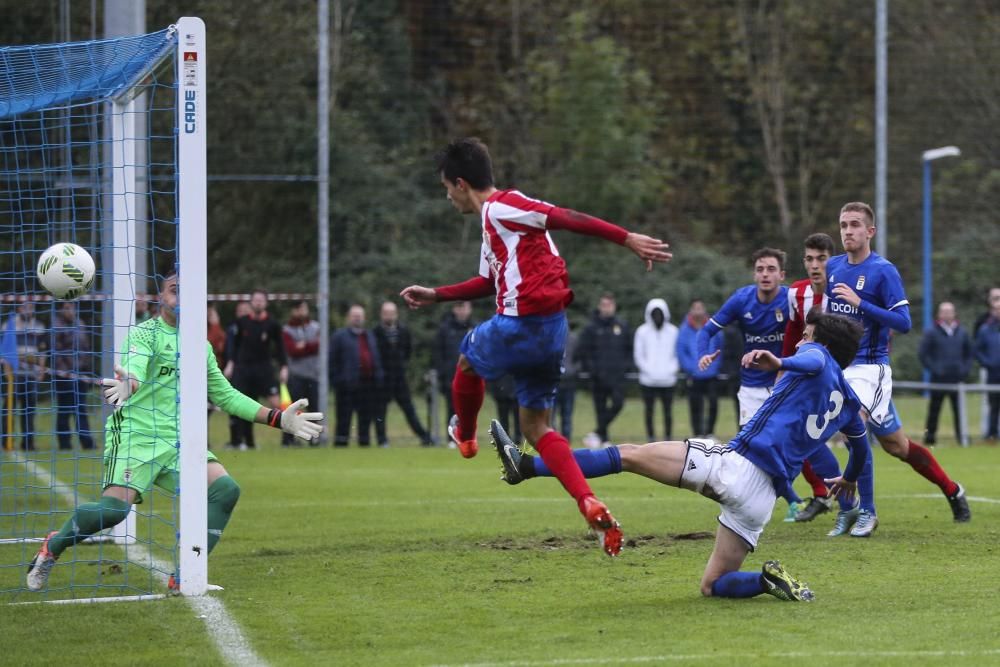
[245,492,1000,509]
[15,454,267,667]
[429,647,1000,667]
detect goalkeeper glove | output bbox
[101,364,138,408]
[274,398,324,441]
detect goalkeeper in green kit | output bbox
[26,272,324,591]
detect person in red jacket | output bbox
[282,300,321,446]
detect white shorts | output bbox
[679,439,776,550]
[844,363,894,430]
[737,385,772,426]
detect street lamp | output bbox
[921,145,960,382]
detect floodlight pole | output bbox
[875,0,888,258]
[920,145,960,382]
[318,0,331,435]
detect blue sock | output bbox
[710,571,765,598]
[807,444,841,485]
[532,446,622,478]
[806,444,846,507]
[857,446,876,513]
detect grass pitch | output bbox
[3,394,999,666]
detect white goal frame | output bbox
[174,16,209,597]
[107,16,208,598]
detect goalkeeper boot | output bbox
[490,419,524,485]
[26,531,59,591]
[447,415,478,459]
[946,482,971,523]
[794,495,834,522]
[580,496,623,557]
[849,509,879,537]
[826,503,861,537]
[761,560,815,602]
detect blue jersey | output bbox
[698,284,789,387]
[826,252,909,365]
[731,342,866,500]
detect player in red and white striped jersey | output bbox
[781,233,848,522]
[401,138,671,555]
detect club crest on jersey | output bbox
[856,275,866,290]
[613,325,622,336]
[775,309,784,322]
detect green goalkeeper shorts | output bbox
[103,436,220,504]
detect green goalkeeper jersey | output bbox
[105,316,261,441]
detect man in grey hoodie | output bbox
[634,298,679,441]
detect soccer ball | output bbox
[36,243,96,300]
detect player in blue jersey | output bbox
[696,248,789,427]
[823,202,969,537]
[695,248,801,519]
[493,311,871,602]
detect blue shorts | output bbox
[869,399,902,437]
[460,312,568,410]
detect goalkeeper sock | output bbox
[711,571,766,598]
[207,475,241,554]
[532,445,622,478]
[49,496,131,559]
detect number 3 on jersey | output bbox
[807,390,844,440]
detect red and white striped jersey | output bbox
[478,189,573,317]
[782,278,829,356]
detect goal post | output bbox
[175,16,209,598]
[0,17,209,602]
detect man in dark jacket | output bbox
[919,302,973,444]
[373,301,432,446]
[330,304,384,446]
[432,301,474,439]
[975,295,1000,442]
[578,293,631,446]
[224,291,287,450]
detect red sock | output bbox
[904,439,958,496]
[451,366,484,441]
[534,430,595,507]
[801,460,829,499]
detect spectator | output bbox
[579,293,631,447]
[330,304,384,447]
[14,301,46,451]
[135,298,152,324]
[489,374,522,444]
[282,299,321,446]
[223,291,288,450]
[975,294,1000,443]
[432,301,474,439]
[222,301,251,448]
[678,298,722,437]
[719,325,742,431]
[633,298,679,441]
[207,304,226,368]
[973,287,1000,336]
[373,301,433,447]
[206,304,227,449]
[50,301,95,451]
[919,301,973,445]
[0,313,14,449]
[553,326,580,440]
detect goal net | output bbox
[0,17,208,602]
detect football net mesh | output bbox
[0,27,182,602]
